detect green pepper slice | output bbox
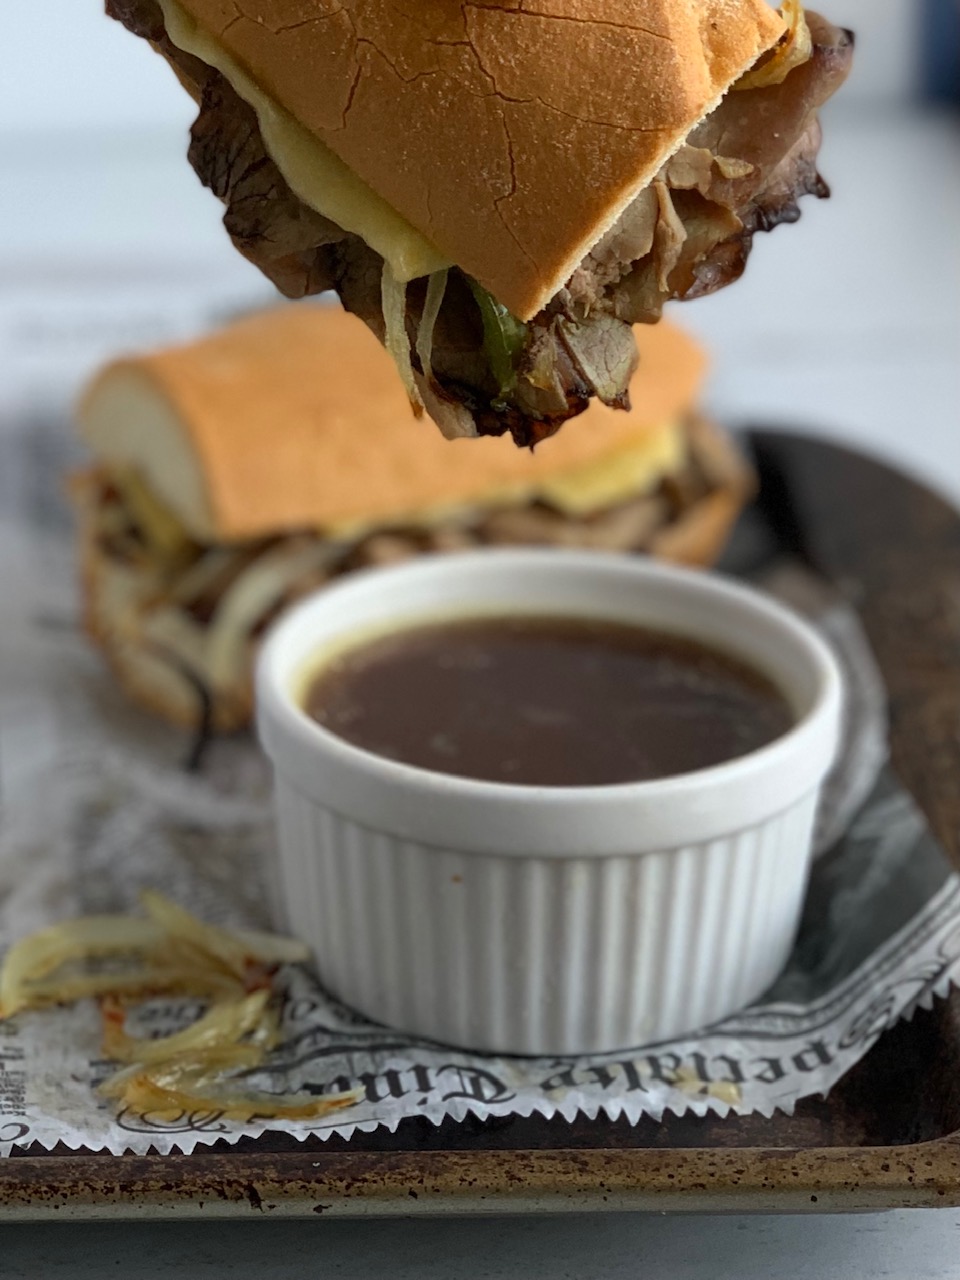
[467,278,528,396]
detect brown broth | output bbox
[303,615,794,788]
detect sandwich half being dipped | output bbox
[74,305,751,732]
[107,0,853,445]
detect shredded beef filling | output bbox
[92,415,745,661]
[108,1,852,445]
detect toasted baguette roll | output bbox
[78,305,708,542]
[163,0,784,319]
[106,0,851,444]
[75,306,752,732]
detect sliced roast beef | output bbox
[108,0,852,446]
[571,13,853,326]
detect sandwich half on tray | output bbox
[107,0,853,444]
[74,305,751,732]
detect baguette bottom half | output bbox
[78,416,753,735]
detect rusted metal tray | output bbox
[3,430,960,1220]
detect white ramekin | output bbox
[256,550,843,1056]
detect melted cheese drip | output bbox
[158,0,448,283]
[536,422,684,519]
[313,420,685,540]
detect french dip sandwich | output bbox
[107,0,852,445]
[75,306,751,732]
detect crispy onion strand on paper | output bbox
[0,893,360,1122]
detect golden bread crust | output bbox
[82,305,709,542]
[175,0,785,317]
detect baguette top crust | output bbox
[175,0,786,318]
[78,305,709,542]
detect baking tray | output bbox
[3,429,960,1220]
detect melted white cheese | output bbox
[158,0,449,283]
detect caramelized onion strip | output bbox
[415,268,449,389]
[734,0,812,91]
[382,264,423,414]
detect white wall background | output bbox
[1,0,193,135]
[0,0,923,138]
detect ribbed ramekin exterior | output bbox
[274,779,820,1055]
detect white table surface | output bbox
[1,107,959,1274]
